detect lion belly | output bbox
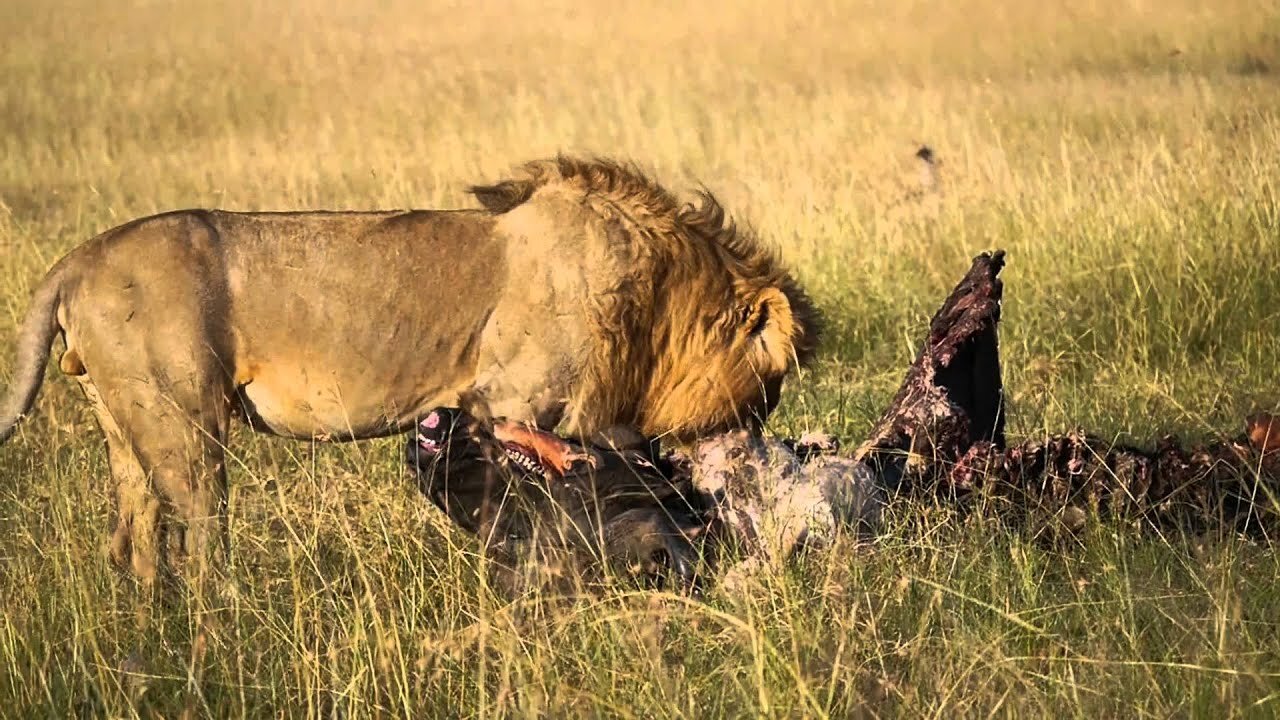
[234,364,448,440]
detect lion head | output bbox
[471,156,822,441]
[636,193,821,440]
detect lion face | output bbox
[641,282,819,440]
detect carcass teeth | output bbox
[505,447,542,475]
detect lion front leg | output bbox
[465,359,572,432]
[464,297,594,433]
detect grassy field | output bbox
[3,0,1280,716]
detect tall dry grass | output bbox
[2,0,1280,716]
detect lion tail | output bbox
[0,260,68,445]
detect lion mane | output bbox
[470,155,822,439]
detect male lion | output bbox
[0,156,820,584]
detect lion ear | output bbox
[746,287,795,369]
[469,179,536,213]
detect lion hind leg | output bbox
[78,378,161,583]
[65,228,236,594]
[122,383,232,593]
[106,431,163,582]
[80,355,233,594]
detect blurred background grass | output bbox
[2,0,1279,716]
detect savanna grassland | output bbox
[3,0,1280,716]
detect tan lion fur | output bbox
[0,154,820,584]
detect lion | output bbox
[0,155,820,585]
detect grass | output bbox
[3,0,1280,716]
